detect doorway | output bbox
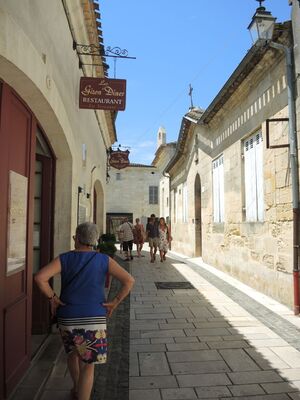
[106,213,133,241]
[194,174,202,256]
[31,129,55,351]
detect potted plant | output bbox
[98,241,117,258]
[98,233,117,258]
[98,233,117,289]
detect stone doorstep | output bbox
[8,334,62,400]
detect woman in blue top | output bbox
[35,222,134,400]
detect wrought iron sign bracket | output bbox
[73,41,136,71]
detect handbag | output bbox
[52,252,97,325]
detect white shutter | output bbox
[213,159,220,222]
[244,132,264,222]
[255,132,264,221]
[245,137,257,221]
[183,183,188,223]
[219,156,224,222]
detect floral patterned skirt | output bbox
[58,316,107,364]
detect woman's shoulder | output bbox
[59,250,74,259]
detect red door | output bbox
[0,82,36,399]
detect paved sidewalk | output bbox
[129,251,300,400]
[10,250,300,400]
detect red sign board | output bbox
[109,150,130,169]
[79,77,126,111]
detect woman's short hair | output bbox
[76,222,99,246]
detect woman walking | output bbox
[34,222,134,400]
[158,217,170,262]
[133,218,145,257]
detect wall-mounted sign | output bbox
[109,150,130,170]
[79,77,126,111]
[7,170,28,276]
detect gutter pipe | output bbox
[270,41,299,314]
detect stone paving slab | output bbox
[169,360,230,374]
[161,387,197,399]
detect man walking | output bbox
[146,214,159,263]
[118,217,134,261]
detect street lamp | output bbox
[248,0,276,44]
[248,0,300,315]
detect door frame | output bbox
[194,174,202,257]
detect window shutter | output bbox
[244,132,264,222]
[255,132,264,221]
[183,183,188,223]
[213,158,220,222]
[219,156,224,222]
[245,137,257,221]
[149,186,158,204]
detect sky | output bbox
[100,1,291,165]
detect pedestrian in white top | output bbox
[118,217,134,261]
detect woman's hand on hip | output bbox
[103,298,119,318]
[50,296,65,316]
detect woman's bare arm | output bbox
[103,257,135,317]
[34,257,64,315]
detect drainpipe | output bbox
[270,42,299,314]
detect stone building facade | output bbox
[106,163,160,234]
[166,14,299,309]
[152,127,177,222]
[0,1,115,397]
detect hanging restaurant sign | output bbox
[109,150,130,170]
[79,77,126,111]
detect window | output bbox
[212,155,224,223]
[183,183,188,223]
[173,190,177,223]
[116,173,121,181]
[244,131,264,221]
[161,188,165,213]
[149,186,158,204]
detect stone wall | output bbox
[0,0,111,256]
[106,166,160,226]
[169,43,296,307]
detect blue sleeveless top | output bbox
[56,251,109,318]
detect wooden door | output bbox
[31,152,54,334]
[0,83,36,398]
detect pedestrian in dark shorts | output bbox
[118,217,134,261]
[146,213,159,263]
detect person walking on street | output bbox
[133,218,145,257]
[118,217,135,261]
[116,219,124,254]
[34,222,135,400]
[146,213,159,263]
[158,217,171,262]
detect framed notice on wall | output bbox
[7,170,28,276]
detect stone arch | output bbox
[194,173,202,256]
[0,54,73,255]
